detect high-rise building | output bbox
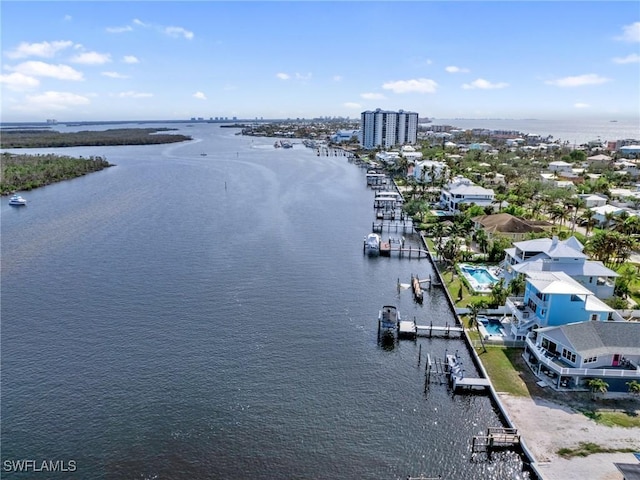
[360,108,418,149]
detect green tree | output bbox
[627,380,640,397]
[586,378,609,400]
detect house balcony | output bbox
[525,337,640,379]
[505,296,539,331]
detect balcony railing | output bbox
[506,296,537,327]
[526,337,640,378]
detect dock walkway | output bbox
[445,353,491,392]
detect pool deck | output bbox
[459,263,502,293]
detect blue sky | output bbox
[1,1,639,122]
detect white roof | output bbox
[513,236,584,256]
[513,259,618,277]
[584,295,614,312]
[590,204,624,215]
[526,271,594,295]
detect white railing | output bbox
[526,338,640,378]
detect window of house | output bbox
[570,294,582,302]
[562,348,576,363]
[584,356,597,364]
[590,314,598,321]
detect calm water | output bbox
[433,117,640,145]
[1,124,530,479]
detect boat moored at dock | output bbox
[364,233,381,255]
[378,305,400,339]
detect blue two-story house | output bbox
[503,236,618,299]
[505,270,623,340]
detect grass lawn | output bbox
[474,346,531,397]
[579,409,640,428]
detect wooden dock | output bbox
[445,354,491,392]
[398,320,464,339]
[472,427,521,453]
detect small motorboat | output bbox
[8,194,27,206]
[364,233,381,255]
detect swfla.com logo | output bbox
[3,459,77,473]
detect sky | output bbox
[1,1,639,123]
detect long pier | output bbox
[398,320,464,339]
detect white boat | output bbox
[378,305,400,335]
[8,194,27,206]
[364,233,381,255]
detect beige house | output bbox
[472,213,548,241]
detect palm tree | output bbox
[490,278,508,307]
[586,378,609,401]
[474,228,489,260]
[568,197,585,234]
[467,299,488,352]
[509,274,526,297]
[627,380,640,397]
[580,208,596,237]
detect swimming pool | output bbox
[459,263,499,292]
[480,318,504,335]
[478,317,506,339]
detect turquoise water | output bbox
[461,265,498,286]
[481,319,504,336]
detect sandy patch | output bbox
[499,394,640,480]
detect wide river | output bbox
[1,123,531,479]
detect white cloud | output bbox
[133,19,149,27]
[123,55,139,64]
[333,75,342,82]
[16,91,90,111]
[113,91,153,98]
[295,72,312,81]
[0,72,40,91]
[616,21,640,42]
[70,51,111,65]
[361,92,386,100]
[445,66,469,73]
[382,78,438,94]
[612,53,640,64]
[63,15,72,21]
[6,40,74,59]
[276,72,290,80]
[164,26,194,40]
[344,102,362,109]
[7,61,84,80]
[193,91,207,100]
[106,25,133,33]
[545,74,611,87]
[462,78,509,90]
[101,71,128,79]
[574,102,590,109]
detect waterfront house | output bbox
[505,270,623,340]
[439,176,495,214]
[400,145,423,163]
[522,320,640,391]
[413,159,448,183]
[472,213,547,242]
[502,235,618,299]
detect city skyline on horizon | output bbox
[1,2,639,123]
